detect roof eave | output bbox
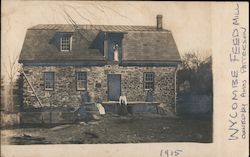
[121,60,181,66]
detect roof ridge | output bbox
[30,24,157,27]
[28,24,170,32]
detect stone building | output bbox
[18,15,181,114]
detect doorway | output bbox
[107,74,121,101]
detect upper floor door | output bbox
[107,33,123,64]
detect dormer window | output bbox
[60,34,72,52]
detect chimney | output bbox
[156,14,163,30]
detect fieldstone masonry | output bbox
[22,65,176,113]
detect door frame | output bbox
[107,74,121,101]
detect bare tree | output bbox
[3,54,21,112]
[1,75,5,110]
[177,51,212,95]
[180,51,204,72]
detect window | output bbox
[44,72,54,90]
[60,35,72,51]
[76,72,87,91]
[144,72,155,90]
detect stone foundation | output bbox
[21,65,177,114]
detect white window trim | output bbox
[44,72,55,91]
[60,35,72,52]
[144,72,155,91]
[76,72,87,91]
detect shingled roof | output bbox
[19,24,181,65]
[29,24,167,32]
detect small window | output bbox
[76,72,87,91]
[44,72,54,91]
[60,35,72,51]
[144,72,155,90]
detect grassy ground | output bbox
[1,114,212,144]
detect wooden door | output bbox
[108,74,121,101]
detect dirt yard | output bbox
[1,114,212,144]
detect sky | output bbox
[1,1,212,81]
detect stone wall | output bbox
[22,65,177,113]
[1,113,20,127]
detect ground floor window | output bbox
[76,72,87,90]
[143,72,155,90]
[44,72,54,90]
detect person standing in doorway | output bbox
[113,44,119,64]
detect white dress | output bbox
[114,49,119,62]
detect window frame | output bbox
[44,72,55,91]
[60,34,72,52]
[76,72,87,91]
[143,72,155,91]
